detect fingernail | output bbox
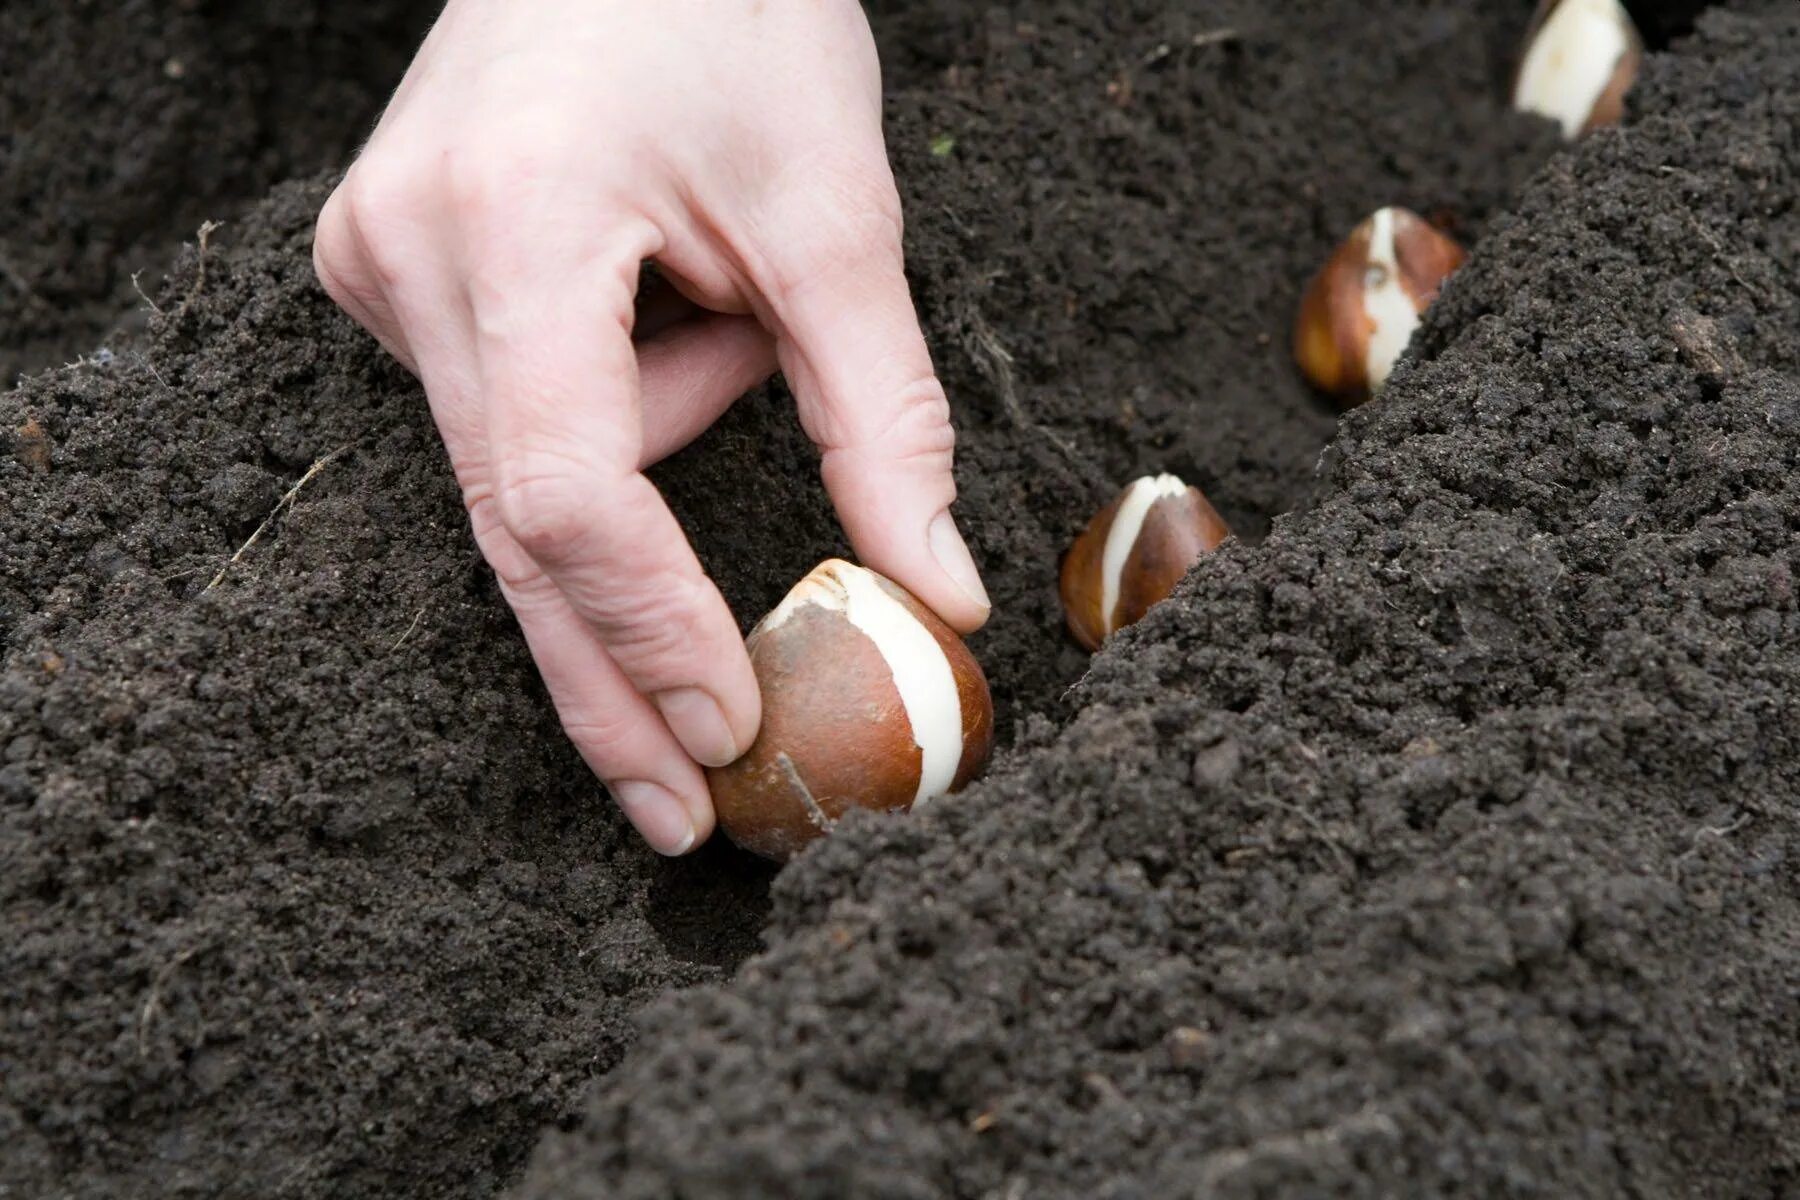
[654,687,741,768]
[611,780,697,856]
[928,510,991,611]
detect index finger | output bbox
[468,220,763,774]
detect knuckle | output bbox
[311,247,355,313]
[463,486,504,540]
[444,118,581,226]
[559,708,640,755]
[338,156,433,283]
[492,457,604,564]
[887,376,955,446]
[830,372,956,461]
[464,490,552,594]
[808,158,903,230]
[764,179,904,301]
[312,195,359,282]
[342,159,419,234]
[443,142,520,227]
[591,574,713,669]
[312,217,382,316]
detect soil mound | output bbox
[0,1,440,385]
[2,1,1794,1198]
[519,5,1800,1198]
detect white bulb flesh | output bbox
[1513,0,1634,139]
[1360,207,1420,394]
[1099,475,1190,637]
[761,561,964,807]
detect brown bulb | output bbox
[1059,474,1231,652]
[1293,206,1466,406]
[706,559,994,862]
[1512,0,1643,139]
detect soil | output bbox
[0,0,442,387]
[3,1,1796,1199]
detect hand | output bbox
[313,0,990,855]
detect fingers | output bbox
[636,312,777,466]
[319,169,752,855]
[471,240,763,775]
[498,565,715,855]
[758,198,991,634]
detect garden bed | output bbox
[2,1,1794,1196]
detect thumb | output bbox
[761,207,991,634]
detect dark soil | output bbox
[0,0,441,386]
[3,1,1796,1199]
[521,5,1800,1198]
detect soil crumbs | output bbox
[2,1,1796,1199]
[0,0,441,386]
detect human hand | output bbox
[312,0,989,855]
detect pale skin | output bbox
[313,0,989,855]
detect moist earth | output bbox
[522,5,1800,1196]
[2,1,1796,1198]
[0,0,442,386]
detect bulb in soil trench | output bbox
[1292,206,1466,406]
[1059,474,1231,652]
[706,559,994,862]
[1512,0,1643,138]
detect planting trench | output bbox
[2,1,1796,1197]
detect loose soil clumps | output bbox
[0,1,440,385]
[1,1,1794,1198]
[519,5,1800,1198]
